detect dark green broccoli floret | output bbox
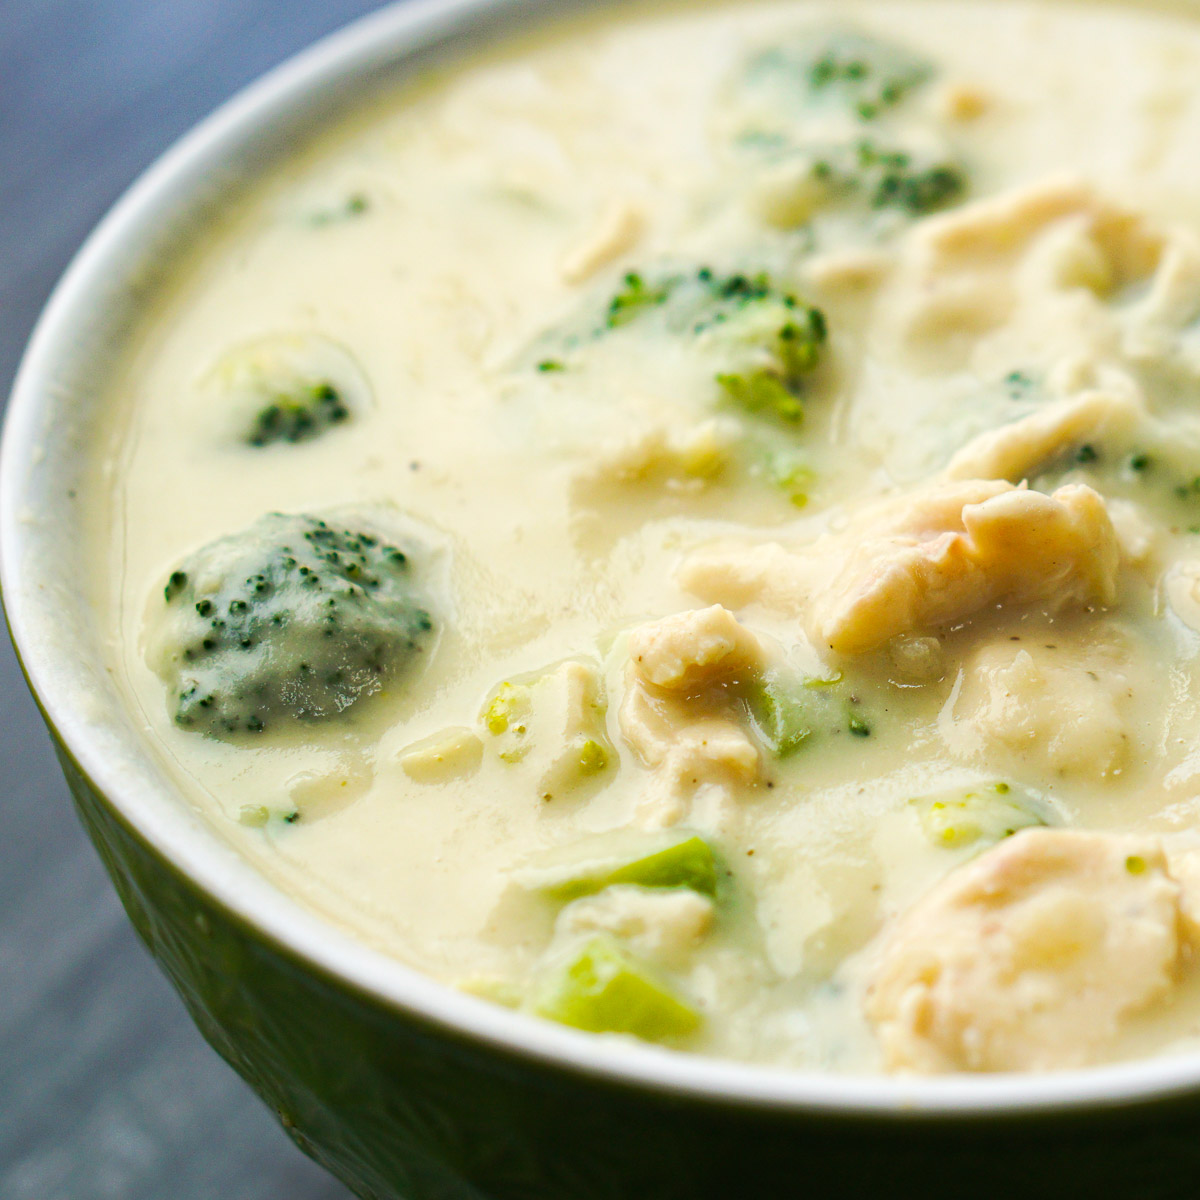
[727,29,968,227]
[152,513,434,738]
[246,381,351,447]
[208,334,366,449]
[697,273,827,423]
[857,141,965,215]
[745,27,933,122]
[799,140,966,218]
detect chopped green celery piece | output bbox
[531,934,701,1041]
[747,670,871,752]
[516,829,718,900]
[913,783,1047,849]
[746,673,814,756]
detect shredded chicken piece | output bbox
[865,830,1183,1073]
[561,200,645,284]
[681,480,1119,655]
[943,389,1142,482]
[813,480,1119,653]
[555,885,715,968]
[883,177,1168,360]
[619,607,764,825]
[627,604,763,691]
[941,635,1135,779]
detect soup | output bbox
[92,0,1200,1073]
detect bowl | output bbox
[6,1,1200,1195]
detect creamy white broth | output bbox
[90,0,1200,1072]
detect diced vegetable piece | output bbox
[717,369,804,424]
[531,934,701,1041]
[398,727,483,783]
[480,662,615,797]
[912,783,1049,849]
[745,670,874,753]
[746,675,814,756]
[516,829,719,901]
[481,681,533,742]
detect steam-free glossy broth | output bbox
[94,0,1200,1072]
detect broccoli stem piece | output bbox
[531,934,701,1041]
[516,830,719,901]
[913,784,1049,849]
[744,669,873,755]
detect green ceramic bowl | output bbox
[7,2,1200,1195]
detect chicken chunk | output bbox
[627,604,763,691]
[681,480,1119,655]
[554,884,715,969]
[1166,561,1200,635]
[865,829,1183,1073]
[619,608,764,825]
[812,480,1118,654]
[560,200,645,284]
[943,388,1142,482]
[882,177,1167,362]
[677,541,814,613]
[941,636,1135,780]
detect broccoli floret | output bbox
[801,29,932,119]
[246,381,351,446]
[710,293,827,424]
[207,334,366,448]
[856,140,966,215]
[606,271,679,327]
[742,27,933,123]
[151,512,434,738]
[726,29,968,228]
[583,266,829,425]
[798,140,966,218]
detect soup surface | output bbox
[92,0,1200,1073]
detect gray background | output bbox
[0,2,408,1196]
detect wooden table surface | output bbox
[0,3,403,1195]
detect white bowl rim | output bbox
[7,0,1200,1121]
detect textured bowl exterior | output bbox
[49,727,1200,1199]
